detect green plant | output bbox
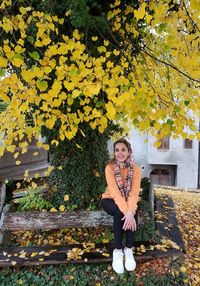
[134,199,160,242]
[17,189,53,211]
[141,177,150,201]
[43,122,114,210]
[0,261,191,286]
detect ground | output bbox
[0,187,199,285]
[155,187,200,286]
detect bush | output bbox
[0,262,190,286]
[134,199,159,242]
[141,177,150,201]
[43,122,112,210]
[17,189,53,211]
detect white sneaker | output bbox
[124,247,136,271]
[112,249,124,274]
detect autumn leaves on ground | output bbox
[1,187,200,285]
[155,188,200,286]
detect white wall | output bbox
[108,129,199,189]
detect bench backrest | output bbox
[1,210,113,231]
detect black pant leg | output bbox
[100,199,124,249]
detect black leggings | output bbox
[100,198,135,249]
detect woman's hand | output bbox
[121,210,137,231]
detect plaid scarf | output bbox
[114,158,134,201]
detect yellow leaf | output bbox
[134,3,146,21]
[64,195,69,201]
[106,61,114,68]
[50,207,57,212]
[92,36,98,41]
[106,102,116,120]
[43,144,50,151]
[102,252,110,257]
[18,279,23,285]
[180,266,187,273]
[73,29,81,40]
[76,143,82,149]
[113,49,120,56]
[59,204,65,211]
[6,145,16,153]
[24,170,29,178]
[58,166,63,170]
[16,182,21,188]
[39,258,44,261]
[16,160,21,165]
[19,6,32,15]
[0,57,8,68]
[97,46,107,53]
[31,182,37,188]
[51,140,59,146]
[30,252,38,257]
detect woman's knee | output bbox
[101,199,123,217]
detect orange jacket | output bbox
[102,163,142,214]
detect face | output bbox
[114,142,130,163]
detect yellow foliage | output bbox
[0,0,199,159]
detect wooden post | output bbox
[0,204,11,244]
[0,182,6,244]
[149,182,154,219]
[0,182,6,214]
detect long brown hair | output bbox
[109,138,132,165]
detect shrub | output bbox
[17,189,53,211]
[43,122,112,210]
[134,199,159,242]
[141,177,150,201]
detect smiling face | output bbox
[114,142,131,163]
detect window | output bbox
[184,139,192,149]
[158,136,170,150]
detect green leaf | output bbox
[166,119,174,126]
[36,80,48,91]
[0,69,5,76]
[164,45,171,52]
[158,23,167,33]
[175,105,181,112]
[150,120,156,127]
[29,51,40,61]
[184,100,190,106]
[13,53,23,59]
[27,36,35,44]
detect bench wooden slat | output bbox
[166,197,186,252]
[0,182,6,214]
[2,210,113,231]
[155,197,170,238]
[0,243,184,267]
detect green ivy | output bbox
[43,123,112,210]
[134,200,160,242]
[0,261,190,286]
[141,177,150,201]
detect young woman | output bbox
[101,138,141,274]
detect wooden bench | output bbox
[0,183,185,267]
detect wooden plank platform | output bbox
[155,195,186,252]
[1,203,147,231]
[0,242,183,267]
[1,210,113,231]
